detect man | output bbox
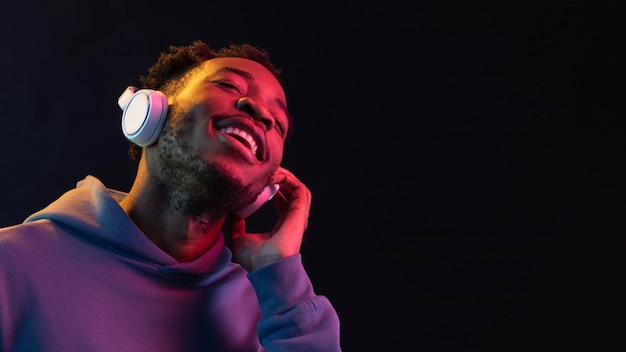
[0,40,341,351]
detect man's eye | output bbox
[214,80,241,92]
[275,120,286,136]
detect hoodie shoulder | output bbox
[0,219,65,264]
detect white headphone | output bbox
[117,86,169,147]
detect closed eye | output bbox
[213,80,242,93]
[275,118,286,136]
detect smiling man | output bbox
[0,40,341,351]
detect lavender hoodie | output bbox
[0,176,340,351]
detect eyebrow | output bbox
[220,66,254,80]
[214,66,290,120]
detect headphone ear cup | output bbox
[119,87,169,147]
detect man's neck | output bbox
[119,162,226,263]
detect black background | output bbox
[1,2,623,351]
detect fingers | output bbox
[269,167,297,187]
[269,167,312,212]
[266,167,311,242]
[271,190,289,213]
[230,167,311,269]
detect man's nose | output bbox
[236,97,274,131]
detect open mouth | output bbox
[218,125,263,161]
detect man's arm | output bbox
[230,167,341,351]
[248,254,341,352]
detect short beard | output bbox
[153,111,261,219]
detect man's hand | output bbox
[229,167,311,272]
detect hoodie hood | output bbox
[24,176,233,281]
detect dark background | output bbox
[1,1,623,351]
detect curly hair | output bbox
[127,40,289,161]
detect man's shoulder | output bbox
[0,219,58,244]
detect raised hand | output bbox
[229,167,312,272]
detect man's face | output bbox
[148,57,289,216]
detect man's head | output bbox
[131,41,291,218]
[128,40,290,160]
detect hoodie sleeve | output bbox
[247,254,341,352]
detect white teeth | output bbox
[220,127,258,155]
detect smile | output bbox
[219,126,259,158]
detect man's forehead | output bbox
[199,57,277,80]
